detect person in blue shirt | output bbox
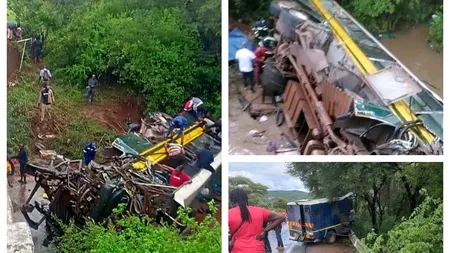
[16,144,28,184]
[166,113,189,144]
[83,141,97,166]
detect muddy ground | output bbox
[229,69,297,155]
[7,41,20,84]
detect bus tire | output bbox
[325,230,336,244]
[261,61,287,97]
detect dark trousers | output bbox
[264,233,272,253]
[275,228,284,247]
[19,163,26,178]
[241,71,254,91]
[87,88,94,103]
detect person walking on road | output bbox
[229,188,285,253]
[87,74,98,103]
[39,66,52,83]
[38,83,55,123]
[16,145,28,184]
[83,141,97,166]
[166,113,189,144]
[235,43,256,92]
[274,222,284,251]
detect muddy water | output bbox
[381,24,443,98]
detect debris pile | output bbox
[22,154,183,243]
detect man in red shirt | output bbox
[169,164,192,188]
[254,42,268,86]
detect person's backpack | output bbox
[43,69,50,80]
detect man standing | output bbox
[166,113,189,144]
[40,66,52,83]
[31,35,43,63]
[254,42,268,86]
[275,222,285,251]
[16,145,28,184]
[235,43,256,92]
[83,141,97,166]
[87,74,98,103]
[38,83,55,123]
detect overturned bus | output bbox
[21,111,222,245]
[260,0,443,155]
[286,193,353,244]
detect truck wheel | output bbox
[278,9,309,41]
[261,61,287,97]
[325,230,336,244]
[269,1,302,18]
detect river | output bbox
[381,24,443,98]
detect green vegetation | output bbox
[286,162,443,252]
[429,10,443,52]
[229,176,300,212]
[363,192,443,253]
[57,202,221,253]
[7,0,221,157]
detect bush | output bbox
[429,11,443,52]
[56,201,221,253]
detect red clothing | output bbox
[229,206,271,253]
[184,100,193,111]
[254,47,268,85]
[169,170,191,187]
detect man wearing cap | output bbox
[235,43,256,92]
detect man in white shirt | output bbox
[39,67,52,83]
[235,43,256,92]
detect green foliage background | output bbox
[57,202,221,253]
[9,0,221,117]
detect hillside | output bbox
[265,190,310,202]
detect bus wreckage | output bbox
[256,0,443,155]
[20,111,222,245]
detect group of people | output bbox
[229,188,286,253]
[7,22,22,41]
[234,42,269,93]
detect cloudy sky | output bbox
[229,162,309,192]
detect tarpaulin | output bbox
[228,28,255,62]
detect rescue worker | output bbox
[37,83,55,123]
[184,97,205,119]
[235,43,256,92]
[15,23,22,40]
[16,144,28,184]
[168,164,192,188]
[39,66,52,83]
[165,142,187,168]
[166,113,188,144]
[83,141,97,166]
[254,42,268,86]
[7,22,17,40]
[87,74,98,103]
[31,34,43,63]
[125,116,140,133]
[7,160,13,188]
[207,118,221,136]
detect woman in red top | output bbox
[229,188,285,253]
[169,164,192,188]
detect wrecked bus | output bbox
[286,192,353,244]
[262,0,443,155]
[21,111,222,245]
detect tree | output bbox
[229,176,270,208]
[272,197,288,211]
[364,192,443,253]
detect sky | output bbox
[229,162,309,192]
